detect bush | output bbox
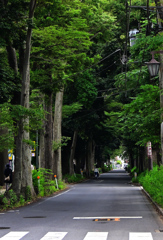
[58,180,66,190]
[19,195,25,205]
[138,165,163,207]
[8,189,17,206]
[2,197,10,209]
[25,186,32,201]
[63,174,85,183]
[102,165,112,172]
[0,190,18,209]
[32,168,67,196]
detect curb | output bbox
[140,186,163,216]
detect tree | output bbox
[12,0,37,196]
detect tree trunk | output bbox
[0,128,8,186]
[12,0,37,197]
[155,0,163,27]
[53,89,64,180]
[159,55,163,164]
[6,46,18,73]
[44,93,53,171]
[86,139,95,176]
[39,127,45,169]
[69,130,78,175]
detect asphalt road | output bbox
[0,169,163,240]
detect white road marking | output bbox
[35,189,72,206]
[129,232,153,240]
[0,231,154,240]
[73,216,142,219]
[51,189,72,199]
[40,232,67,240]
[83,232,108,240]
[0,231,29,240]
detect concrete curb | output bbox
[140,186,163,216]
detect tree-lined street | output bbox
[0,170,163,240]
[1,0,163,236]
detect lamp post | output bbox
[145,51,161,77]
[146,50,163,164]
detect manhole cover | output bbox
[155,230,163,232]
[93,218,120,222]
[0,227,10,229]
[23,216,46,218]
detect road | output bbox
[0,169,163,240]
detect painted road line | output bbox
[83,232,108,240]
[0,231,29,240]
[40,232,67,240]
[73,216,142,220]
[129,232,153,240]
[35,189,72,206]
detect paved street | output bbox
[0,170,163,240]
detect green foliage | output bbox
[118,85,160,147]
[138,166,163,207]
[0,190,24,210]
[132,176,139,183]
[2,197,10,209]
[101,165,111,173]
[58,180,66,190]
[25,186,32,202]
[116,160,122,165]
[131,166,139,174]
[19,195,25,205]
[52,136,71,151]
[63,174,85,183]
[32,168,66,196]
[62,103,83,119]
[74,71,98,109]
[7,189,18,206]
[0,100,45,152]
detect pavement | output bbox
[140,185,163,216]
[1,170,163,240]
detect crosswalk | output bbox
[0,231,154,240]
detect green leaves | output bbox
[119,84,160,146]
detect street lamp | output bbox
[145,51,163,77]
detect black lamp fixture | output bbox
[145,51,163,77]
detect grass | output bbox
[135,165,163,208]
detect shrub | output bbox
[102,165,112,173]
[2,197,10,209]
[63,174,85,183]
[25,186,32,201]
[32,168,67,196]
[19,195,25,205]
[58,180,66,190]
[138,165,163,207]
[7,189,17,206]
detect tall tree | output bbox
[13,0,37,196]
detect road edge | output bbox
[140,186,163,216]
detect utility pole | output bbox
[156,0,163,164]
